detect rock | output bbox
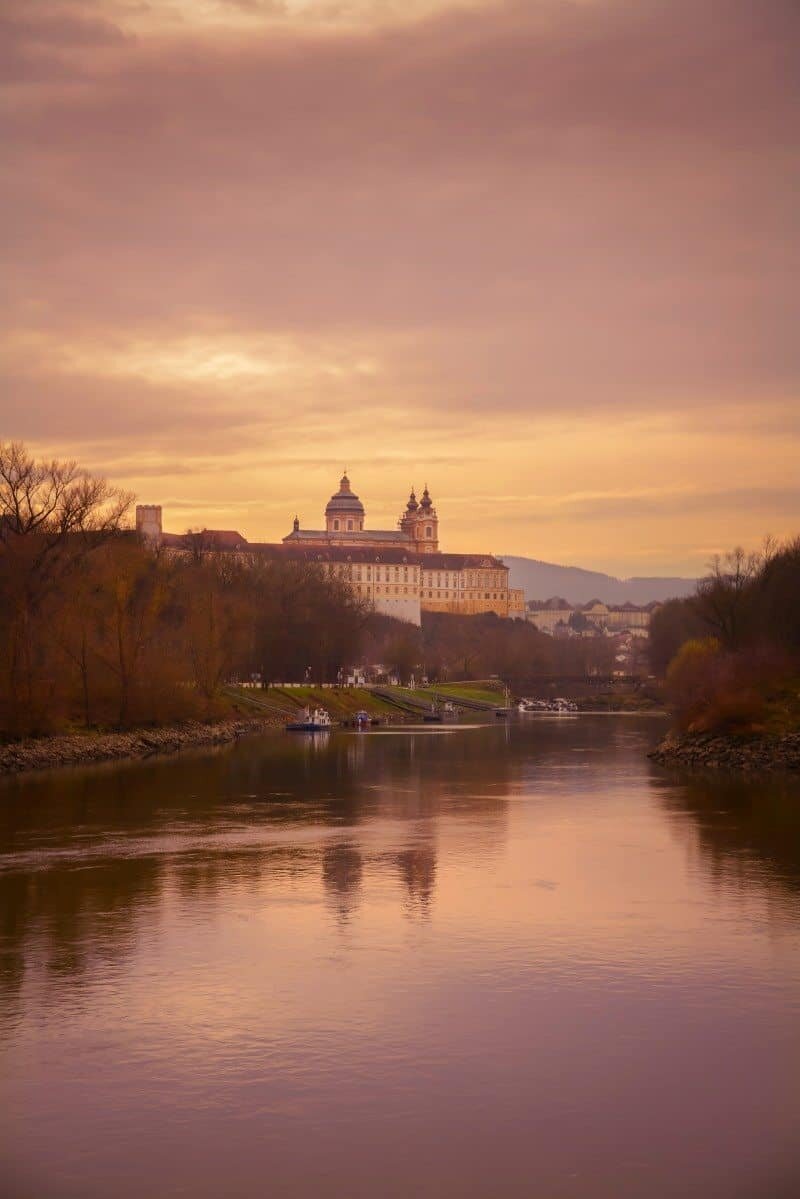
[0,715,280,777]
[648,730,800,773]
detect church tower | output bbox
[324,472,365,536]
[402,481,441,551]
[414,485,438,552]
[398,487,419,541]
[397,485,438,551]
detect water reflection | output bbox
[1,717,799,1199]
[0,725,517,1019]
[322,842,364,920]
[394,842,437,913]
[661,772,800,892]
[655,768,800,935]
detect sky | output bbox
[1,0,798,577]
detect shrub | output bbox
[665,638,780,733]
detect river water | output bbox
[1,716,799,1198]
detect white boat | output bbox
[517,697,577,713]
[286,706,334,732]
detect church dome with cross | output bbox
[324,473,365,532]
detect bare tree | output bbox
[0,441,133,728]
[692,546,762,649]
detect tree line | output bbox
[0,443,367,737]
[361,609,618,685]
[648,540,800,732]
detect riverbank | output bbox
[649,729,800,773]
[0,716,282,776]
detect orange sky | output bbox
[2,0,798,576]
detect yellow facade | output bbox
[141,473,524,623]
[280,475,520,619]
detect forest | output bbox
[0,443,372,736]
[648,539,800,733]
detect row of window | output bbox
[331,519,364,532]
[353,584,504,603]
[330,520,434,537]
[425,592,500,601]
[331,564,506,590]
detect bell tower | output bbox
[414,485,438,552]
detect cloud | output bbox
[0,0,797,572]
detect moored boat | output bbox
[285,707,333,732]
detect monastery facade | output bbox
[136,474,524,626]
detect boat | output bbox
[354,709,371,729]
[423,704,443,723]
[285,707,333,732]
[441,702,459,721]
[516,696,577,714]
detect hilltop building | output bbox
[283,475,440,554]
[136,474,525,626]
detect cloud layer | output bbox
[1,0,798,573]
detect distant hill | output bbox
[501,555,697,606]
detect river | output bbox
[1,716,799,1198]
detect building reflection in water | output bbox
[321,842,364,922]
[394,842,437,915]
[0,721,539,1025]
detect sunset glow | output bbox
[2,0,798,574]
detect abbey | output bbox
[283,474,440,553]
[136,474,525,626]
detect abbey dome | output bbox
[324,474,364,517]
[285,472,438,552]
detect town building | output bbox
[526,597,659,637]
[136,474,525,626]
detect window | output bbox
[347,520,353,531]
[425,526,432,538]
[333,520,339,531]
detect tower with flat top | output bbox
[135,504,162,544]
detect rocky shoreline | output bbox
[0,717,281,777]
[649,729,800,773]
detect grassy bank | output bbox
[229,686,401,721]
[428,681,507,705]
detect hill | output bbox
[501,555,696,606]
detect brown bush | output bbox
[665,638,788,733]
